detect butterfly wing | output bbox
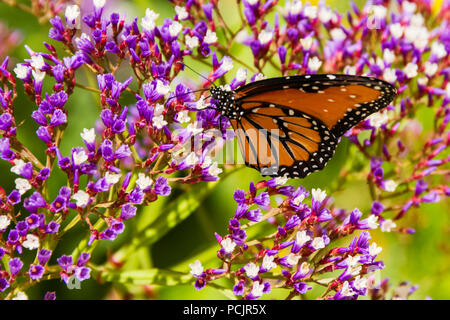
[230,74,396,178]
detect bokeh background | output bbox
[0,0,448,299]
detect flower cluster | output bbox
[0,0,239,298]
[191,178,385,300]
[0,0,446,300]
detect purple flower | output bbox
[120,203,137,220]
[9,258,23,276]
[24,192,47,213]
[29,264,45,280]
[153,176,171,196]
[44,292,56,300]
[38,249,52,266]
[74,266,91,281]
[0,278,9,292]
[57,255,73,271]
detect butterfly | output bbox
[209,74,397,178]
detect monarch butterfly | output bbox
[209,74,397,178]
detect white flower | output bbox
[221,238,236,254]
[285,253,300,266]
[292,193,305,206]
[311,237,326,250]
[402,1,417,14]
[208,162,222,177]
[258,29,273,45]
[184,152,198,167]
[93,0,106,8]
[141,9,159,31]
[417,77,428,86]
[283,0,302,16]
[311,188,327,202]
[23,234,39,250]
[152,115,167,129]
[186,122,203,135]
[383,68,397,83]
[176,110,191,123]
[330,28,346,41]
[368,5,387,19]
[383,180,398,192]
[11,159,26,175]
[14,64,30,80]
[411,13,424,27]
[250,281,264,298]
[308,56,322,72]
[366,215,379,229]
[0,215,11,230]
[72,190,90,207]
[262,255,277,271]
[155,80,170,96]
[244,263,259,278]
[32,70,45,82]
[169,21,182,37]
[300,262,310,275]
[246,0,259,5]
[304,5,318,19]
[404,26,428,49]
[318,7,332,23]
[195,96,208,110]
[15,178,31,195]
[446,83,450,97]
[81,128,96,144]
[295,230,311,247]
[389,23,404,39]
[431,41,447,59]
[201,156,212,168]
[381,219,397,232]
[253,73,266,81]
[73,149,88,166]
[235,29,249,43]
[136,173,153,190]
[353,276,368,291]
[221,56,234,72]
[369,242,382,256]
[175,5,189,20]
[300,37,313,50]
[185,35,199,49]
[424,61,438,77]
[154,103,165,117]
[204,30,217,44]
[340,281,354,297]
[65,5,81,29]
[235,68,247,83]
[345,255,360,268]
[12,291,28,300]
[104,172,121,185]
[383,49,395,64]
[30,55,45,71]
[189,260,204,277]
[369,112,389,128]
[344,65,357,75]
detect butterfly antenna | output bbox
[164,88,210,106]
[176,61,216,87]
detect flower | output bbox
[189,260,204,277]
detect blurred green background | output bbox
[0,0,448,300]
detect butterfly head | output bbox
[210,85,242,120]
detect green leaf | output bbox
[116,180,220,259]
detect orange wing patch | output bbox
[240,85,381,129]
